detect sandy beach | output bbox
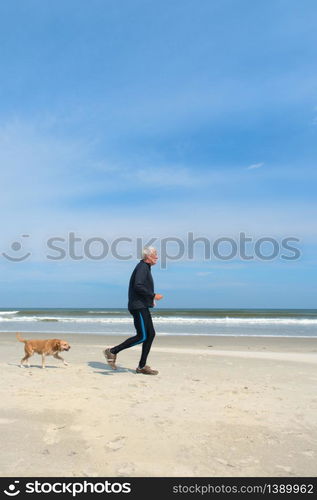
[1,331,317,477]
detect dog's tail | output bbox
[16,332,26,343]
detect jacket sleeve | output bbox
[134,265,155,299]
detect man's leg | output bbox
[110,309,147,355]
[104,308,147,368]
[138,308,156,369]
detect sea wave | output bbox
[87,310,125,314]
[1,314,317,326]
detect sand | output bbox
[1,331,317,477]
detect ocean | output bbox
[1,308,317,338]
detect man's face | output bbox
[146,251,158,266]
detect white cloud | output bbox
[247,162,264,170]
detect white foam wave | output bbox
[0,314,317,326]
[152,316,317,326]
[87,310,124,314]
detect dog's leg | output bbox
[22,345,33,368]
[20,354,30,368]
[41,354,46,369]
[53,353,68,366]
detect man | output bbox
[103,246,163,375]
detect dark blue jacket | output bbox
[128,260,155,310]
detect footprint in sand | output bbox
[43,424,65,445]
[117,463,135,475]
[276,464,292,473]
[105,436,126,451]
[82,470,99,477]
[215,457,235,468]
[302,450,315,458]
[237,457,259,467]
[0,418,16,425]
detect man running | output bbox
[103,246,163,375]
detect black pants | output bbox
[111,308,156,368]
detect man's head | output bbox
[142,246,158,266]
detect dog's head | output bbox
[53,340,71,352]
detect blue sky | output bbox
[0,0,316,308]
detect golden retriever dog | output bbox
[16,333,70,369]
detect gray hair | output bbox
[142,246,157,259]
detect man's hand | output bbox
[154,294,163,300]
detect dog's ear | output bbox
[53,340,61,351]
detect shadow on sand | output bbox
[88,361,136,375]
